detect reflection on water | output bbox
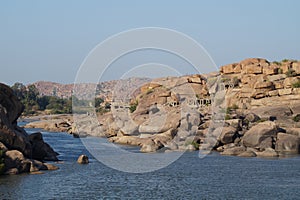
[0,130,300,199]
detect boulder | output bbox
[278,88,292,96]
[283,77,299,88]
[4,150,31,174]
[140,139,163,153]
[292,62,300,75]
[29,132,58,161]
[285,128,300,137]
[256,148,278,157]
[275,133,300,154]
[251,106,292,120]
[238,149,257,157]
[242,65,262,74]
[213,126,237,144]
[263,65,278,75]
[244,113,261,123]
[242,121,278,147]
[220,146,246,156]
[77,155,89,164]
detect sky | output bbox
[0,0,299,85]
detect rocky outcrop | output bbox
[77,154,89,164]
[22,58,300,158]
[0,83,58,175]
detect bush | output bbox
[293,114,300,122]
[273,61,282,66]
[278,68,283,74]
[282,59,289,62]
[129,101,138,113]
[285,69,297,77]
[292,80,300,88]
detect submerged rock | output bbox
[77,155,89,164]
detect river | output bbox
[0,129,300,199]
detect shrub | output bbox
[282,59,289,62]
[146,89,154,95]
[285,68,297,77]
[293,114,300,122]
[185,141,199,149]
[273,61,282,66]
[225,114,231,120]
[292,80,300,88]
[129,100,138,113]
[278,68,283,74]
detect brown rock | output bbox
[242,65,262,74]
[238,149,257,157]
[278,88,292,96]
[220,146,246,156]
[213,126,237,144]
[292,62,300,75]
[275,133,300,154]
[256,148,278,157]
[29,132,58,161]
[283,77,299,88]
[43,163,59,170]
[77,155,89,164]
[263,65,278,75]
[4,150,31,173]
[242,121,278,147]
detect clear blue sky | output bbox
[1,0,299,85]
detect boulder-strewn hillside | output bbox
[0,83,58,175]
[33,77,151,101]
[26,58,300,157]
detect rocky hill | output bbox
[0,83,58,175]
[33,77,151,100]
[26,58,300,158]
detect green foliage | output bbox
[278,68,283,74]
[285,68,297,77]
[282,59,289,62]
[226,104,239,114]
[185,140,199,149]
[273,61,282,66]
[95,97,104,108]
[293,114,300,122]
[129,100,138,113]
[146,89,154,95]
[292,80,300,88]
[11,83,72,115]
[232,76,240,87]
[225,114,232,120]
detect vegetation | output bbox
[282,59,289,63]
[129,100,138,113]
[273,61,282,66]
[0,150,5,175]
[292,80,300,88]
[278,68,283,74]
[293,114,300,122]
[285,68,297,77]
[11,82,72,115]
[185,140,199,149]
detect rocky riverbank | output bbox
[24,58,300,158]
[0,83,59,175]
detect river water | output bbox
[0,129,300,199]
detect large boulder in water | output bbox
[29,132,58,161]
